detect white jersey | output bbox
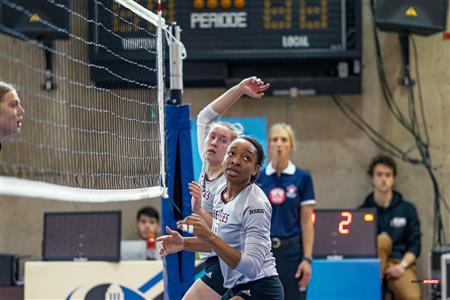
[196,104,224,261]
[198,168,225,261]
[212,183,278,288]
[198,166,225,217]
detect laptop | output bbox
[120,240,147,261]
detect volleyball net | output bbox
[0,0,183,202]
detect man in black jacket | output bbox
[361,155,421,300]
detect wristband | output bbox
[303,256,313,264]
[400,260,409,269]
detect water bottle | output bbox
[146,232,156,260]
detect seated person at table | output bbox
[136,206,161,260]
[360,155,421,300]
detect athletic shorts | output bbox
[200,256,227,295]
[221,276,284,300]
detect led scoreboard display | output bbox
[89,1,362,94]
[175,0,346,59]
[312,209,377,258]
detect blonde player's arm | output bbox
[189,181,214,228]
[196,103,219,160]
[196,76,269,158]
[196,208,213,228]
[210,77,269,115]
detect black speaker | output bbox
[374,0,448,36]
[0,0,70,40]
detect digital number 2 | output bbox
[338,211,352,234]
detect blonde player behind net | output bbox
[157,136,284,300]
[181,77,270,299]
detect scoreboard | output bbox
[171,0,347,60]
[313,209,377,258]
[89,0,362,94]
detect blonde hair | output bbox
[269,123,296,151]
[208,121,243,142]
[0,81,15,102]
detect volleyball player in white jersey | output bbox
[158,136,284,300]
[183,77,270,300]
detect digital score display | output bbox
[91,0,353,60]
[173,0,347,60]
[312,209,377,258]
[89,1,361,93]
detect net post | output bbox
[168,24,183,105]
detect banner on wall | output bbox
[190,117,268,179]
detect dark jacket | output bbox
[361,191,421,259]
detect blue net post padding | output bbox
[162,104,195,300]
